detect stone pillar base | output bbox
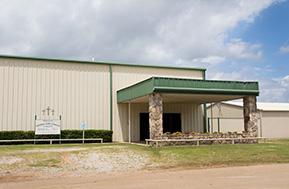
[149,93,163,139]
[243,96,258,137]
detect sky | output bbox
[0,0,288,102]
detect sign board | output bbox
[80,122,87,130]
[35,119,61,135]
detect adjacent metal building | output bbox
[0,55,260,141]
[207,102,289,138]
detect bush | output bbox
[0,131,35,140]
[0,130,113,142]
[61,130,113,142]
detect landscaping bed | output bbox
[0,130,113,145]
[147,131,259,146]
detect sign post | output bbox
[80,122,87,144]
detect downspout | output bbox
[259,110,263,137]
[210,103,214,133]
[202,70,207,132]
[128,101,131,143]
[109,65,113,131]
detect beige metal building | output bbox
[207,102,289,138]
[0,55,260,141]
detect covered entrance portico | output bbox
[117,77,259,142]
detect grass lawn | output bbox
[153,139,289,168]
[1,139,289,170]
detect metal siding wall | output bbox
[207,104,244,118]
[262,112,289,138]
[112,66,204,141]
[207,104,245,133]
[207,104,274,137]
[0,58,204,141]
[213,119,244,133]
[130,103,147,142]
[0,58,110,131]
[193,104,204,132]
[164,103,202,133]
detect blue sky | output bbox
[0,0,288,102]
[196,1,289,102]
[238,1,289,78]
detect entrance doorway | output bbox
[139,113,181,141]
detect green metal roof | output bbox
[0,54,206,72]
[117,77,259,103]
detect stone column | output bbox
[243,96,258,137]
[149,93,163,139]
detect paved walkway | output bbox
[1,164,289,189]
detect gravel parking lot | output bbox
[0,145,157,178]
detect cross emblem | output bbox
[42,106,55,116]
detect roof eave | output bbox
[0,54,206,72]
[153,86,259,96]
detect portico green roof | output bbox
[117,77,259,103]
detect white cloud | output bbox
[0,0,276,65]
[208,66,289,102]
[261,76,289,102]
[210,71,244,81]
[261,87,287,102]
[279,45,289,54]
[0,0,286,102]
[226,39,262,60]
[279,75,289,87]
[192,56,226,65]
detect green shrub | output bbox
[61,130,113,142]
[0,131,35,140]
[0,130,113,142]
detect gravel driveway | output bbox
[1,164,289,189]
[0,145,157,179]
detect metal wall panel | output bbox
[207,103,244,118]
[207,104,289,138]
[0,58,110,131]
[207,104,248,134]
[261,112,289,138]
[0,57,205,142]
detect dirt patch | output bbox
[0,173,33,183]
[0,156,23,165]
[2,164,289,189]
